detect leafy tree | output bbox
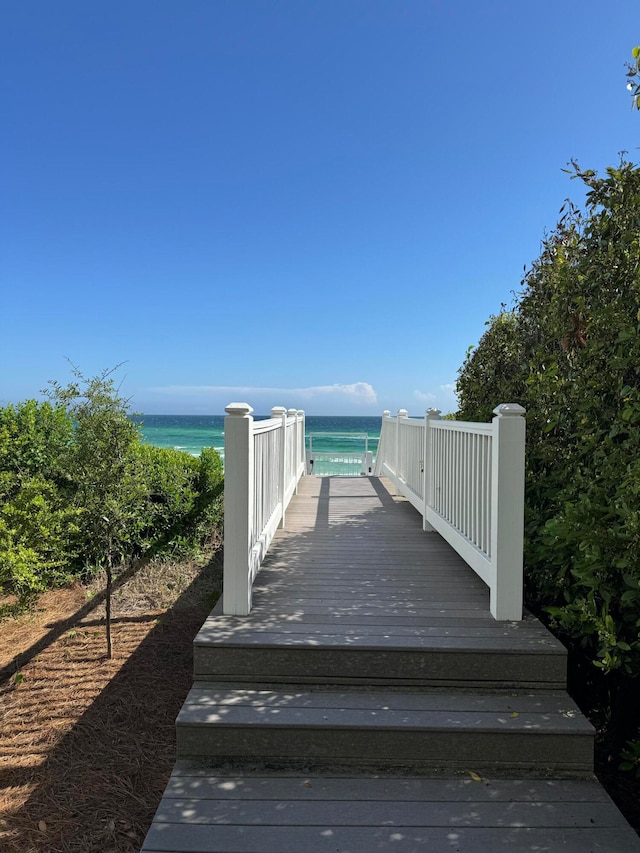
[46,364,145,657]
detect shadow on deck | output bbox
[142,476,640,852]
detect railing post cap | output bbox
[271,405,287,416]
[297,409,305,416]
[287,408,297,415]
[493,403,526,417]
[382,409,391,417]
[225,402,254,416]
[397,409,409,418]
[426,407,442,418]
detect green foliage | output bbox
[456,159,640,677]
[626,46,640,110]
[0,399,72,480]
[132,444,200,555]
[620,739,640,778]
[0,476,81,596]
[46,364,146,572]
[0,367,224,601]
[456,311,522,424]
[0,401,80,599]
[195,445,225,537]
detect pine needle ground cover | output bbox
[0,550,221,853]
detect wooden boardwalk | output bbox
[142,476,639,852]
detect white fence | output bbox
[223,403,306,615]
[306,432,374,477]
[374,405,526,621]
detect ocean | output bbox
[137,414,382,474]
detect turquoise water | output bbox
[137,414,381,467]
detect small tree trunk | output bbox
[105,545,113,659]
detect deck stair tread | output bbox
[193,600,567,689]
[196,610,564,651]
[142,770,640,852]
[180,685,593,729]
[176,686,594,774]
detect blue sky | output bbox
[2,1,638,416]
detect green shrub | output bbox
[456,159,640,676]
[132,443,224,556]
[0,476,81,597]
[132,444,200,554]
[0,375,225,597]
[0,399,73,481]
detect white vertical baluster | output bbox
[382,410,391,474]
[423,408,441,531]
[287,409,297,493]
[289,409,299,491]
[397,409,408,482]
[271,406,287,528]
[298,411,305,477]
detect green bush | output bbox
[456,159,640,677]
[131,444,224,556]
[132,444,200,555]
[0,475,81,597]
[0,401,79,598]
[0,400,73,481]
[0,378,225,597]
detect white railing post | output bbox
[287,408,298,493]
[373,411,391,477]
[298,411,305,478]
[271,406,287,528]
[423,407,441,532]
[382,410,391,472]
[396,409,408,482]
[490,403,526,620]
[223,402,254,616]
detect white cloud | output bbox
[149,382,377,404]
[298,382,377,403]
[413,390,437,403]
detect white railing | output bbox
[306,432,374,477]
[374,404,525,621]
[306,451,374,477]
[223,403,306,615]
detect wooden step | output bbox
[193,602,567,690]
[141,768,640,852]
[176,686,594,776]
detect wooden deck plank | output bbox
[195,633,562,651]
[179,687,593,734]
[142,823,638,852]
[162,771,615,802]
[197,621,556,640]
[184,686,587,716]
[151,797,623,828]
